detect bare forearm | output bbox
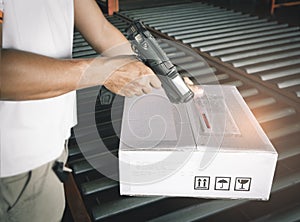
[0,49,160,101]
[74,0,132,56]
[0,49,92,100]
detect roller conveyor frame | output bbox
[64,3,300,221]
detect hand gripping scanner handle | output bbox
[126,20,194,104]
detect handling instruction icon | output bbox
[235,177,251,191]
[215,177,231,190]
[194,176,210,190]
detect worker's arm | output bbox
[0,18,86,100]
[1,48,157,100]
[0,4,160,101]
[74,0,131,55]
[2,53,105,101]
[0,35,96,100]
[73,0,161,93]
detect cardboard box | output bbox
[119,85,278,200]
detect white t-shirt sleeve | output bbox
[0,0,4,11]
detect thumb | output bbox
[149,74,162,89]
[183,76,194,86]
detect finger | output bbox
[142,85,152,94]
[191,85,204,97]
[135,90,144,96]
[149,74,161,89]
[122,83,144,97]
[183,76,194,86]
[123,91,135,97]
[119,86,134,97]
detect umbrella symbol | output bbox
[218,179,228,189]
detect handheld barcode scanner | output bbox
[126,20,194,104]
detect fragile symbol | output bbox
[215,177,231,191]
[234,177,251,191]
[194,176,210,190]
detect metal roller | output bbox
[245,57,300,74]
[183,24,291,45]
[233,50,300,68]
[161,15,258,34]
[92,197,165,221]
[146,10,241,28]
[221,42,300,62]
[81,177,118,195]
[210,37,300,56]
[153,10,239,29]
[175,20,278,40]
[197,31,300,50]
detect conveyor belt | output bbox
[119,2,300,105]
[66,4,300,222]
